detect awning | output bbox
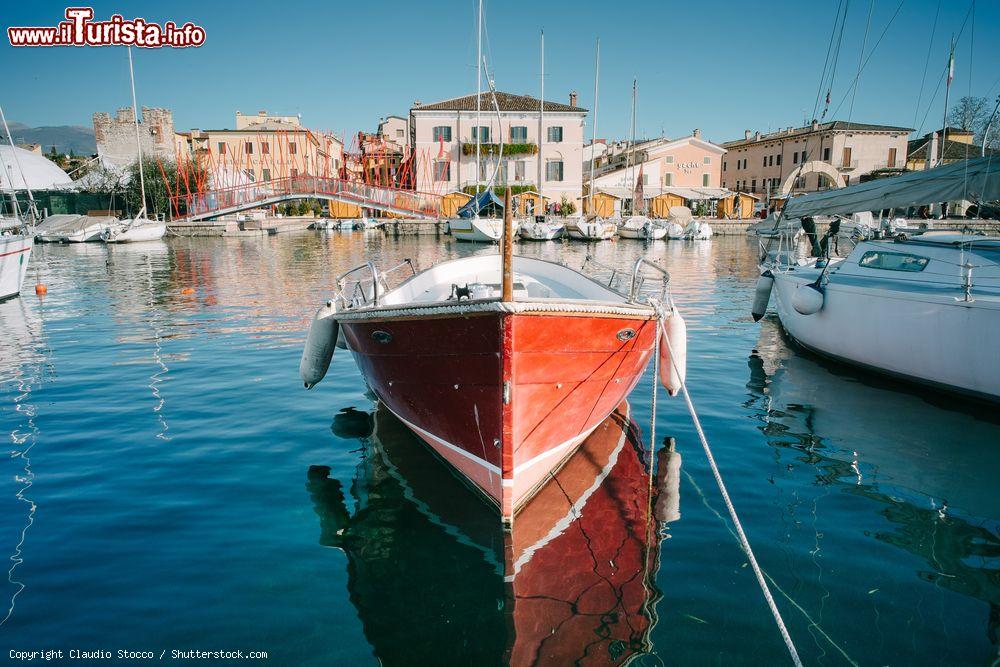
[595,186,736,200]
[782,157,1000,218]
[457,189,505,218]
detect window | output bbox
[703,173,710,187]
[547,126,563,143]
[703,156,711,165]
[432,126,452,142]
[723,161,727,172]
[245,142,253,155]
[217,142,227,155]
[261,142,269,155]
[762,156,767,167]
[751,179,756,191]
[665,155,674,163]
[289,142,297,155]
[664,173,673,186]
[472,126,490,142]
[823,147,830,161]
[433,160,450,181]
[888,147,897,166]
[262,168,271,181]
[510,126,528,143]
[244,168,255,182]
[844,175,850,186]
[546,160,564,181]
[642,174,649,185]
[291,167,298,177]
[396,129,404,137]
[776,154,782,166]
[793,152,799,164]
[842,147,851,166]
[514,160,525,181]
[801,150,807,163]
[858,251,929,272]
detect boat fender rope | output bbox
[655,313,803,667]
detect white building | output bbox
[410,91,587,207]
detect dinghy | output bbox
[619,215,666,240]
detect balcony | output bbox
[837,159,859,170]
[461,142,538,156]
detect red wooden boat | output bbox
[301,223,686,524]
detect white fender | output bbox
[300,301,339,389]
[658,308,687,397]
[792,283,824,315]
[751,270,774,322]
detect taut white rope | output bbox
[657,317,804,667]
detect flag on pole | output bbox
[947,44,955,86]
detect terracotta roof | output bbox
[413,92,586,113]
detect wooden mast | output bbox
[502,186,514,302]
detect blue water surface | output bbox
[0,233,997,665]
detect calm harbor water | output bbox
[1,231,998,665]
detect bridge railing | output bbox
[170,176,442,220]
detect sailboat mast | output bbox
[939,36,954,167]
[128,47,147,217]
[474,0,482,217]
[588,39,600,215]
[0,105,28,220]
[629,80,637,214]
[538,30,544,206]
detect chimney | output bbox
[569,91,578,107]
[744,130,752,140]
[413,100,422,108]
[258,110,267,116]
[693,128,701,138]
[754,131,761,141]
[927,132,938,169]
[811,119,819,131]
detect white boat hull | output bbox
[618,226,666,240]
[771,271,1000,401]
[448,218,514,243]
[518,222,563,241]
[103,220,167,243]
[566,221,616,241]
[0,235,33,300]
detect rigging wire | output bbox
[812,0,846,122]
[822,0,850,120]
[847,0,875,126]
[827,0,906,121]
[912,0,943,129]
[913,0,977,136]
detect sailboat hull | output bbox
[0,235,33,301]
[103,221,167,243]
[340,308,657,520]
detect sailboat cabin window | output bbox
[858,251,929,272]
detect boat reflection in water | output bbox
[748,317,1000,650]
[307,401,680,665]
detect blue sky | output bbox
[2,0,998,144]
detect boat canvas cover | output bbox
[458,190,505,218]
[783,157,1000,218]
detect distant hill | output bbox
[7,121,97,156]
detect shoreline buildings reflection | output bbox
[307,401,680,665]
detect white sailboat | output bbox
[754,157,1000,402]
[566,216,617,240]
[102,47,166,244]
[0,105,36,301]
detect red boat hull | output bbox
[341,308,657,521]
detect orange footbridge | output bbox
[170,176,442,221]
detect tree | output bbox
[122,158,190,218]
[947,96,989,132]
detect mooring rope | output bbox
[657,314,804,667]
